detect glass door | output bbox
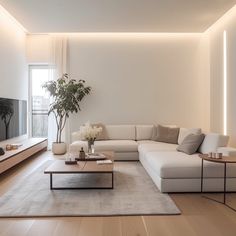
[29,65,50,138]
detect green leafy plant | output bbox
[42,73,91,143]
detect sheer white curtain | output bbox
[47,36,70,149]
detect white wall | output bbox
[26,34,51,64]
[68,34,210,132]
[26,34,210,138]
[0,7,27,100]
[208,6,236,146]
[0,6,27,144]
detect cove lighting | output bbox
[0,4,27,33]
[223,30,227,135]
[48,32,201,38]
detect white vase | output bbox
[52,142,67,155]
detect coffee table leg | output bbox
[50,173,53,190]
[222,163,236,211]
[201,158,204,192]
[224,163,226,204]
[112,172,114,189]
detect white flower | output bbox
[78,122,102,141]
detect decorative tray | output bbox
[75,153,107,161]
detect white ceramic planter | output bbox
[52,142,67,155]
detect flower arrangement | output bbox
[78,122,102,142]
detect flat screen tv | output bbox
[0,98,27,141]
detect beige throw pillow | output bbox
[177,133,205,155]
[154,125,180,144]
[91,123,108,140]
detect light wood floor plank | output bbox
[53,218,81,236]
[183,215,224,236]
[0,220,15,235]
[102,217,122,236]
[1,220,34,236]
[78,217,103,236]
[203,203,236,236]
[144,216,197,236]
[26,219,58,236]
[121,216,148,236]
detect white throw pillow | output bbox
[198,133,229,154]
[178,128,201,144]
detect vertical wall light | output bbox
[223,30,227,135]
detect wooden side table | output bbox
[199,154,236,211]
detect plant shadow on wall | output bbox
[43,74,91,155]
[0,99,14,140]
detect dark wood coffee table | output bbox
[44,151,114,190]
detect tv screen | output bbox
[0,98,27,141]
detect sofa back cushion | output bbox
[178,128,202,144]
[154,125,180,144]
[106,125,136,140]
[136,125,155,140]
[198,133,229,154]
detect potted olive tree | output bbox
[43,74,91,154]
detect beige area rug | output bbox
[0,161,180,217]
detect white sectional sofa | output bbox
[70,125,139,160]
[70,124,236,192]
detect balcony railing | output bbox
[32,109,48,138]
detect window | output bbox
[29,65,50,138]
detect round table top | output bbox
[199,154,236,163]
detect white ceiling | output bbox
[0,0,236,33]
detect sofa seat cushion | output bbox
[69,140,138,153]
[144,151,236,178]
[137,140,158,145]
[94,140,138,152]
[138,141,178,154]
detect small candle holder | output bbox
[208,152,223,159]
[6,144,12,151]
[208,152,213,158]
[215,152,223,159]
